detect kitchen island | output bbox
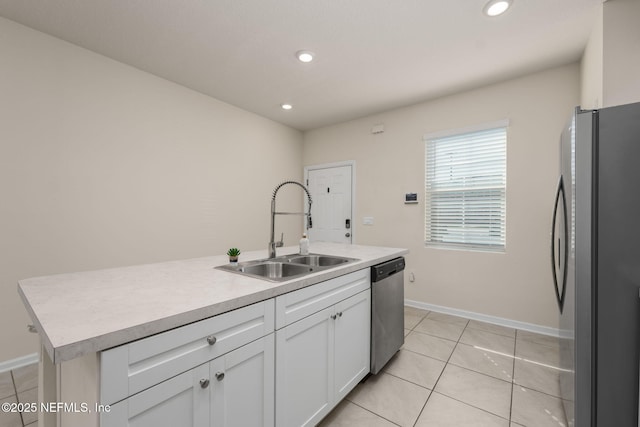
[18,242,407,427]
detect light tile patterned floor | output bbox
[0,307,568,427]
[0,363,38,427]
[320,306,570,427]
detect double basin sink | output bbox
[216,253,359,282]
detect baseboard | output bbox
[0,353,39,374]
[405,299,562,338]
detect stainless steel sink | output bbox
[284,254,354,267]
[215,253,358,282]
[240,262,313,280]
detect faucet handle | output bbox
[276,232,284,247]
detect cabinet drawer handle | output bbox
[215,372,225,381]
[200,379,210,389]
[330,314,337,320]
[337,312,343,317]
[206,335,217,345]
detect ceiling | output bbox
[0,0,601,131]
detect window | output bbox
[424,122,507,251]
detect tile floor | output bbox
[0,307,568,427]
[0,363,38,427]
[320,306,570,427]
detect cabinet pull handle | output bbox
[215,372,225,381]
[206,335,217,345]
[337,312,343,317]
[331,314,337,320]
[200,379,210,389]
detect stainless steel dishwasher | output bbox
[370,257,405,374]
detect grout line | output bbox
[10,369,26,427]
[513,383,568,401]
[382,370,434,391]
[428,390,511,423]
[408,311,433,427]
[404,310,432,427]
[400,347,451,364]
[346,399,402,426]
[444,346,514,384]
[440,316,512,421]
[9,370,17,398]
[509,329,518,424]
[411,388,433,427]
[410,316,469,426]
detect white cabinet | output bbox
[275,269,369,329]
[333,290,371,402]
[276,307,334,427]
[101,299,275,406]
[210,334,274,427]
[275,270,371,427]
[101,300,275,427]
[101,363,209,427]
[98,268,370,427]
[103,335,274,427]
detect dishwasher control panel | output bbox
[372,258,405,282]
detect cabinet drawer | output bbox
[100,299,274,405]
[275,269,370,329]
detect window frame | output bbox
[423,120,508,252]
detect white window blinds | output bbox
[425,125,507,251]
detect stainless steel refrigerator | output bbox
[552,101,640,427]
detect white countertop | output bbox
[18,243,407,364]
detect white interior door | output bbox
[306,165,353,244]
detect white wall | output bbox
[602,0,640,107]
[304,64,580,329]
[581,0,640,109]
[0,17,303,363]
[581,4,603,109]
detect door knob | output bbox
[345,232,351,238]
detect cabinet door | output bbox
[101,363,209,427]
[211,334,275,427]
[276,307,334,427]
[334,290,371,402]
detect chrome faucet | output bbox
[269,180,312,258]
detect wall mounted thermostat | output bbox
[405,193,418,204]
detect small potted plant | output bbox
[227,248,241,265]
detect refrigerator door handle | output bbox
[551,175,568,313]
[558,178,569,311]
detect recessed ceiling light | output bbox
[281,104,293,110]
[483,0,512,17]
[296,50,314,63]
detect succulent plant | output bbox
[227,248,241,257]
